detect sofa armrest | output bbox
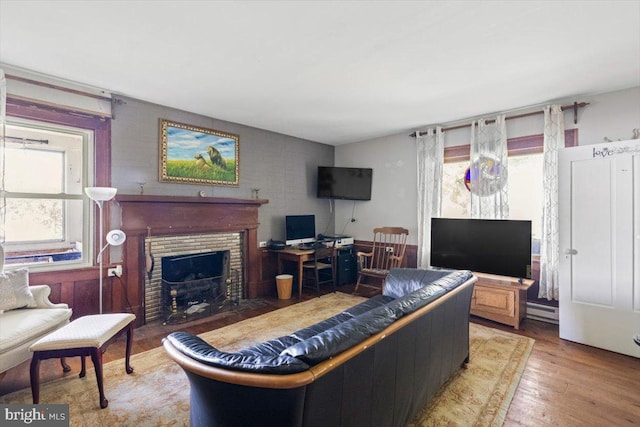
[30,285,69,309]
[165,332,309,374]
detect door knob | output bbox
[564,249,578,255]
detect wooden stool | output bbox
[29,313,136,409]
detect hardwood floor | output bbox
[472,316,640,426]
[2,286,639,426]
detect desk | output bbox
[273,246,356,297]
[274,248,314,298]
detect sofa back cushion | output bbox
[384,268,474,300]
[281,304,397,365]
[290,295,393,342]
[430,269,474,291]
[283,269,474,365]
[0,268,35,312]
[384,284,446,317]
[383,268,451,299]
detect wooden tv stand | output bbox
[470,272,534,329]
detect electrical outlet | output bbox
[108,265,123,277]
[259,241,267,248]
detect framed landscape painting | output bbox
[159,119,239,186]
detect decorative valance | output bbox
[1,65,112,119]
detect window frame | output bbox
[441,129,578,259]
[443,129,578,163]
[5,97,111,270]
[4,120,90,247]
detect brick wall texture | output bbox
[144,232,243,322]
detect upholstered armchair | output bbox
[0,268,72,375]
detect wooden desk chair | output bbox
[302,241,336,295]
[353,227,408,295]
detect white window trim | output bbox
[2,117,95,271]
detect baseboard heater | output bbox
[526,302,559,324]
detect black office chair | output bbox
[302,241,336,295]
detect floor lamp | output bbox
[85,187,126,314]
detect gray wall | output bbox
[110,96,335,245]
[335,86,640,244]
[109,86,639,250]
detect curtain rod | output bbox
[5,135,49,145]
[411,101,589,138]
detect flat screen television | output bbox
[430,218,532,279]
[285,215,316,246]
[317,166,373,201]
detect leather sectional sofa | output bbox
[163,268,476,427]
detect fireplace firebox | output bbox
[161,251,237,324]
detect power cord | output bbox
[322,199,335,236]
[113,275,135,315]
[340,201,358,235]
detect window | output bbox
[440,131,577,256]
[2,120,93,268]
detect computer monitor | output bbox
[285,215,316,246]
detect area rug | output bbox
[0,293,534,426]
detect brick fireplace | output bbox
[116,195,268,325]
[146,233,242,322]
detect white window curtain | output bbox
[469,115,509,219]
[539,104,564,300]
[416,127,444,268]
[1,68,6,270]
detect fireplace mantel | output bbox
[115,195,269,324]
[116,195,268,235]
[116,194,268,206]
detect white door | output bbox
[559,139,640,358]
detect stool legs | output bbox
[30,355,41,404]
[90,349,108,409]
[125,322,134,374]
[79,356,87,378]
[30,355,75,404]
[28,317,135,409]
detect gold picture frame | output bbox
[159,119,239,186]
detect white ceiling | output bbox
[1,1,639,145]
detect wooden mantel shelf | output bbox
[115,195,269,235]
[116,194,269,206]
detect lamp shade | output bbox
[106,229,127,246]
[85,187,117,202]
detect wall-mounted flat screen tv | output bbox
[430,218,532,279]
[285,214,316,246]
[317,166,373,201]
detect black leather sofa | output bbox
[163,268,476,427]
